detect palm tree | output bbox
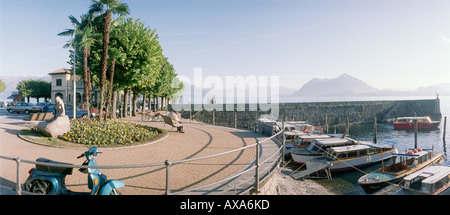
[58,14,98,120]
[89,0,129,119]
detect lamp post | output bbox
[73,66,76,119]
[72,23,77,120]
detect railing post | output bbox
[254,140,260,194]
[165,160,171,195]
[282,121,286,164]
[14,157,21,195]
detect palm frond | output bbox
[112,3,130,16]
[89,1,104,15]
[57,29,75,37]
[68,15,81,26]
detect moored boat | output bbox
[393,165,450,195]
[306,142,398,172]
[290,137,358,164]
[393,116,440,129]
[284,134,333,154]
[357,149,443,193]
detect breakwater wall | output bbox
[170,98,442,129]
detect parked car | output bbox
[7,102,43,114]
[35,102,49,107]
[65,104,92,119]
[42,103,94,119]
[42,103,56,113]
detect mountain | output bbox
[290,73,379,97]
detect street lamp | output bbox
[72,23,77,120]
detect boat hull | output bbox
[393,122,440,129]
[290,152,322,164]
[358,174,403,194]
[358,153,443,193]
[306,149,398,172]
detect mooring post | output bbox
[254,141,260,194]
[373,117,377,144]
[414,119,418,149]
[443,116,447,141]
[346,116,349,133]
[14,157,21,195]
[234,110,237,128]
[282,121,286,164]
[165,160,171,195]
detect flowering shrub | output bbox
[59,119,162,145]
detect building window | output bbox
[56,79,62,86]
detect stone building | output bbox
[48,68,86,104]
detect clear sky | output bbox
[1,0,450,91]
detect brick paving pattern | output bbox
[0,111,271,195]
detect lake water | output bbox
[281,96,450,195]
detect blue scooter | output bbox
[24,147,124,195]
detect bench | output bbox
[24,112,54,124]
[161,115,182,131]
[141,110,166,122]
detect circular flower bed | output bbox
[59,118,163,146]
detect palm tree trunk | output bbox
[99,10,111,119]
[82,47,90,121]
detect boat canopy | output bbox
[298,134,331,140]
[328,145,371,153]
[354,142,393,150]
[313,138,354,145]
[404,166,450,184]
[395,116,435,123]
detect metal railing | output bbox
[0,122,287,195]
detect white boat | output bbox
[394,165,450,195]
[306,142,398,172]
[358,149,443,193]
[284,134,336,156]
[290,138,358,164]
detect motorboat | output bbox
[358,149,443,193]
[290,137,358,164]
[306,142,398,172]
[393,165,450,195]
[393,116,440,129]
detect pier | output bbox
[173,98,442,129]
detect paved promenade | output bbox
[0,109,280,195]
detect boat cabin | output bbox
[393,116,440,129]
[384,149,435,173]
[325,142,392,160]
[395,116,433,124]
[403,165,450,195]
[307,138,356,154]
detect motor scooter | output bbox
[23,147,124,195]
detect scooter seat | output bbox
[36,158,73,175]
